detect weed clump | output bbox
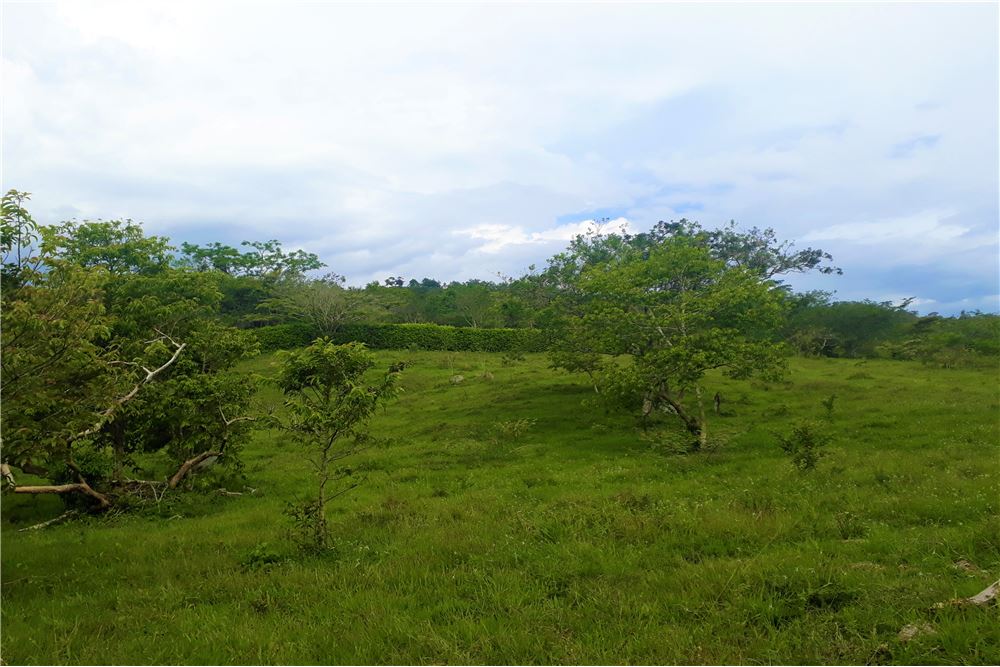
[240,542,284,570]
[501,350,526,367]
[283,499,329,554]
[777,420,831,471]
[491,418,536,444]
[821,394,837,420]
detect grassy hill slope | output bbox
[2,352,998,664]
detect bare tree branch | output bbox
[18,510,79,532]
[70,338,186,444]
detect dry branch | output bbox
[167,406,255,489]
[13,481,109,509]
[18,510,79,532]
[933,579,1000,609]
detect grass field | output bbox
[2,351,998,665]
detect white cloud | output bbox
[455,217,636,253]
[802,210,968,244]
[3,2,997,312]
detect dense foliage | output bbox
[1,191,260,507]
[255,322,549,353]
[785,291,999,366]
[543,230,790,447]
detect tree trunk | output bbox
[659,392,703,450]
[695,385,708,451]
[317,458,329,549]
[111,420,126,483]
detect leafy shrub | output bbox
[777,420,831,471]
[240,542,284,570]
[50,443,116,496]
[283,499,328,553]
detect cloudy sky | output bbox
[4,1,998,313]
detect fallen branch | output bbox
[13,481,109,510]
[933,579,1000,609]
[168,450,222,489]
[18,510,79,532]
[167,406,255,489]
[7,335,186,513]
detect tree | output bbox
[2,200,259,510]
[178,241,245,274]
[276,340,400,549]
[1,189,40,288]
[646,219,841,279]
[179,238,325,280]
[1,249,116,480]
[450,280,496,328]
[787,299,914,358]
[556,236,787,450]
[239,240,325,278]
[45,219,173,275]
[259,273,364,335]
[122,320,261,488]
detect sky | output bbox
[3,1,998,314]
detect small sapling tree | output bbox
[276,339,400,550]
[777,420,831,471]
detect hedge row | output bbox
[253,322,549,353]
[253,323,320,352]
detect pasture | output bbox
[2,352,998,665]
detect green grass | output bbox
[3,352,998,664]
